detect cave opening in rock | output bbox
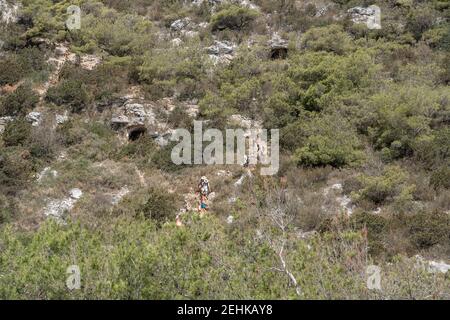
[128,126,147,142]
[270,48,288,60]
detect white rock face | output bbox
[0,0,19,25]
[331,183,343,192]
[315,3,333,17]
[229,114,261,130]
[36,167,58,182]
[207,40,235,55]
[348,5,382,30]
[44,189,82,220]
[55,112,69,125]
[80,54,102,70]
[111,100,157,130]
[268,33,289,50]
[170,17,192,31]
[323,182,354,216]
[111,97,198,145]
[69,188,83,200]
[207,40,236,65]
[415,255,450,274]
[111,186,130,205]
[372,207,382,214]
[26,112,42,127]
[44,198,76,220]
[428,261,450,274]
[228,197,237,203]
[171,38,183,47]
[336,195,353,215]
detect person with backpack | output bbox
[198,176,210,213]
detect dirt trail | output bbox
[35,44,77,106]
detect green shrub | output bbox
[430,165,450,190]
[414,127,450,168]
[138,45,206,100]
[406,211,450,249]
[406,6,437,40]
[136,188,177,225]
[115,136,157,161]
[0,195,14,225]
[75,7,155,56]
[0,47,47,86]
[46,79,90,113]
[351,212,387,256]
[422,25,450,50]
[152,142,189,173]
[210,5,259,32]
[0,148,34,195]
[56,120,83,147]
[351,166,415,205]
[301,25,354,55]
[0,55,26,86]
[292,114,365,167]
[0,83,39,117]
[368,86,446,160]
[2,118,32,147]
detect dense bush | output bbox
[2,118,32,147]
[301,25,354,55]
[0,148,34,195]
[0,195,14,225]
[0,216,447,299]
[351,212,387,256]
[430,166,450,190]
[75,6,155,56]
[210,5,259,32]
[406,6,437,41]
[115,136,157,161]
[0,83,39,117]
[138,45,206,100]
[368,86,447,160]
[406,211,450,250]
[46,79,90,113]
[291,114,365,167]
[351,166,415,205]
[135,188,177,225]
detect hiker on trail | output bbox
[199,194,208,214]
[198,176,210,213]
[198,176,210,197]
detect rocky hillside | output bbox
[0,0,449,299]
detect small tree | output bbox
[211,5,259,32]
[136,188,177,225]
